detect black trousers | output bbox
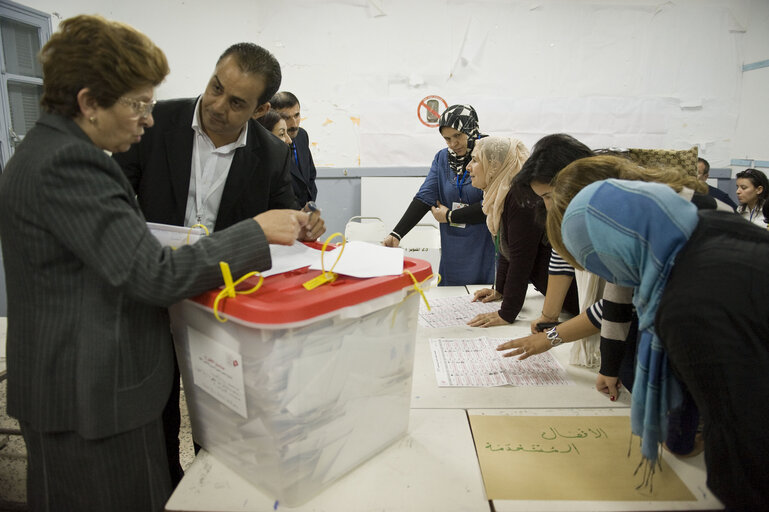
[162,358,185,487]
[657,213,769,511]
[20,417,172,512]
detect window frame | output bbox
[0,0,51,168]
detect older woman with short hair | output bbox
[0,15,307,511]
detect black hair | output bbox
[512,133,593,224]
[698,157,710,174]
[270,91,299,110]
[514,134,593,188]
[218,43,281,105]
[256,109,283,132]
[735,168,769,214]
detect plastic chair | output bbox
[344,216,388,244]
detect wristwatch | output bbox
[545,326,563,347]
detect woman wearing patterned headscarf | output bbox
[383,104,495,286]
[463,137,580,327]
[556,178,769,510]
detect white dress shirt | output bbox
[184,98,249,232]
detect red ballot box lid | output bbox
[187,243,433,325]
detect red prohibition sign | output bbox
[417,95,448,128]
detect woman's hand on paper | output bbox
[472,288,502,303]
[467,311,508,328]
[595,373,621,401]
[496,333,550,360]
[253,209,309,245]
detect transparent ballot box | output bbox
[170,255,431,506]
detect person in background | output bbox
[257,109,291,145]
[462,136,580,327]
[114,42,325,488]
[383,104,495,286]
[696,157,736,210]
[0,15,309,511]
[735,167,769,228]
[550,177,769,511]
[270,91,318,205]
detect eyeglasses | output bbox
[117,96,157,119]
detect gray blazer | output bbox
[0,113,271,439]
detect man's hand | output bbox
[253,209,309,245]
[299,209,325,242]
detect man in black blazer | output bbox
[113,43,325,486]
[270,91,318,205]
[697,157,737,211]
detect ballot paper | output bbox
[262,241,404,279]
[419,295,499,328]
[308,241,404,278]
[429,337,572,387]
[262,243,320,277]
[147,222,205,247]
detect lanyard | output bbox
[456,169,469,200]
[748,205,759,222]
[292,142,300,169]
[193,136,229,228]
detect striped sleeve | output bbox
[598,283,635,377]
[548,249,576,276]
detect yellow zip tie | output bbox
[390,270,441,326]
[213,261,263,323]
[170,224,210,250]
[188,223,210,244]
[303,232,346,290]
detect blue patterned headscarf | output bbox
[561,179,698,463]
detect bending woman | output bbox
[383,105,495,285]
[550,176,769,510]
[464,136,579,327]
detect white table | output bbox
[414,285,630,409]
[165,409,488,511]
[166,285,720,511]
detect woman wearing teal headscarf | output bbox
[557,178,769,511]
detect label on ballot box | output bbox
[170,254,431,506]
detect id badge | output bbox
[450,201,468,228]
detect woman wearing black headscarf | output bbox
[383,104,495,285]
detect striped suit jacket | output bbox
[0,113,271,439]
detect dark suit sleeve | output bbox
[307,149,318,202]
[272,145,301,210]
[41,144,271,307]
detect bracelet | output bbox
[446,210,453,224]
[541,310,558,321]
[546,326,563,347]
[389,231,402,241]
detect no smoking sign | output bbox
[417,95,448,128]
